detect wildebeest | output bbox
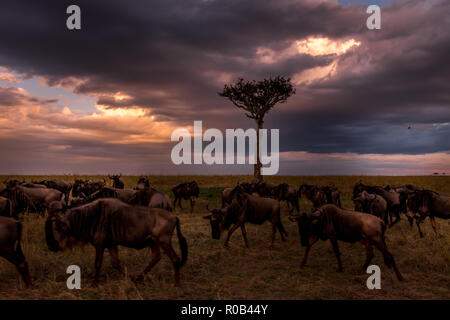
[385,184,419,226]
[0,196,14,218]
[45,199,188,286]
[1,185,61,216]
[72,179,105,198]
[36,179,73,202]
[353,191,388,224]
[353,182,402,227]
[298,184,328,208]
[251,179,276,197]
[172,181,199,213]
[86,186,138,204]
[109,174,124,189]
[204,185,287,247]
[289,204,403,281]
[134,177,150,190]
[407,190,450,238]
[221,182,253,207]
[0,217,32,288]
[148,192,173,212]
[272,183,299,213]
[299,184,341,208]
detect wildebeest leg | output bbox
[277,220,287,242]
[0,250,32,288]
[361,241,374,272]
[190,197,195,214]
[240,225,249,248]
[415,215,425,238]
[178,197,183,209]
[224,224,240,247]
[389,210,401,227]
[93,246,105,286]
[374,240,403,281]
[270,224,277,248]
[160,241,183,286]
[429,216,438,236]
[301,246,311,267]
[135,244,161,282]
[329,238,343,272]
[108,246,123,274]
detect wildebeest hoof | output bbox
[300,263,307,268]
[336,268,343,273]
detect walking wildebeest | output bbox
[385,184,419,226]
[407,190,450,238]
[109,175,124,189]
[289,204,403,281]
[0,217,32,288]
[36,180,73,203]
[353,191,389,224]
[172,181,199,213]
[272,183,299,213]
[353,182,402,227]
[204,185,287,248]
[45,199,188,286]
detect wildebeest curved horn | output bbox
[206,204,213,212]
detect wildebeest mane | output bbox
[65,200,129,243]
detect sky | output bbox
[0,0,449,175]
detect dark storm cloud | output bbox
[0,0,449,164]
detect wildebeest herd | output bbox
[0,177,449,290]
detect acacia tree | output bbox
[219,76,295,179]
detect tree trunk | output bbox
[254,120,263,180]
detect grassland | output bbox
[0,175,449,300]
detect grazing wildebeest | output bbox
[84,186,139,204]
[72,179,105,198]
[134,177,150,190]
[353,191,389,224]
[0,196,13,218]
[353,182,402,227]
[0,187,36,217]
[45,199,188,286]
[272,183,299,213]
[407,190,450,238]
[0,217,32,288]
[109,175,124,189]
[251,179,276,197]
[204,185,287,248]
[36,180,73,203]
[289,204,403,281]
[172,181,199,213]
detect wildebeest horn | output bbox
[206,204,213,212]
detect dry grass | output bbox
[0,175,449,300]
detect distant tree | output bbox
[219,76,295,179]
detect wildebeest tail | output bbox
[175,217,188,267]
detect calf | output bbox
[0,217,32,288]
[289,204,403,281]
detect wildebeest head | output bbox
[135,177,150,190]
[203,205,226,239]
[352,181,366,199]
[72,179,85,197]
[352,191,374,212]
[289,210,322,247]
[45,201,70,252]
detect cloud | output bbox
[0,0,448,174]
